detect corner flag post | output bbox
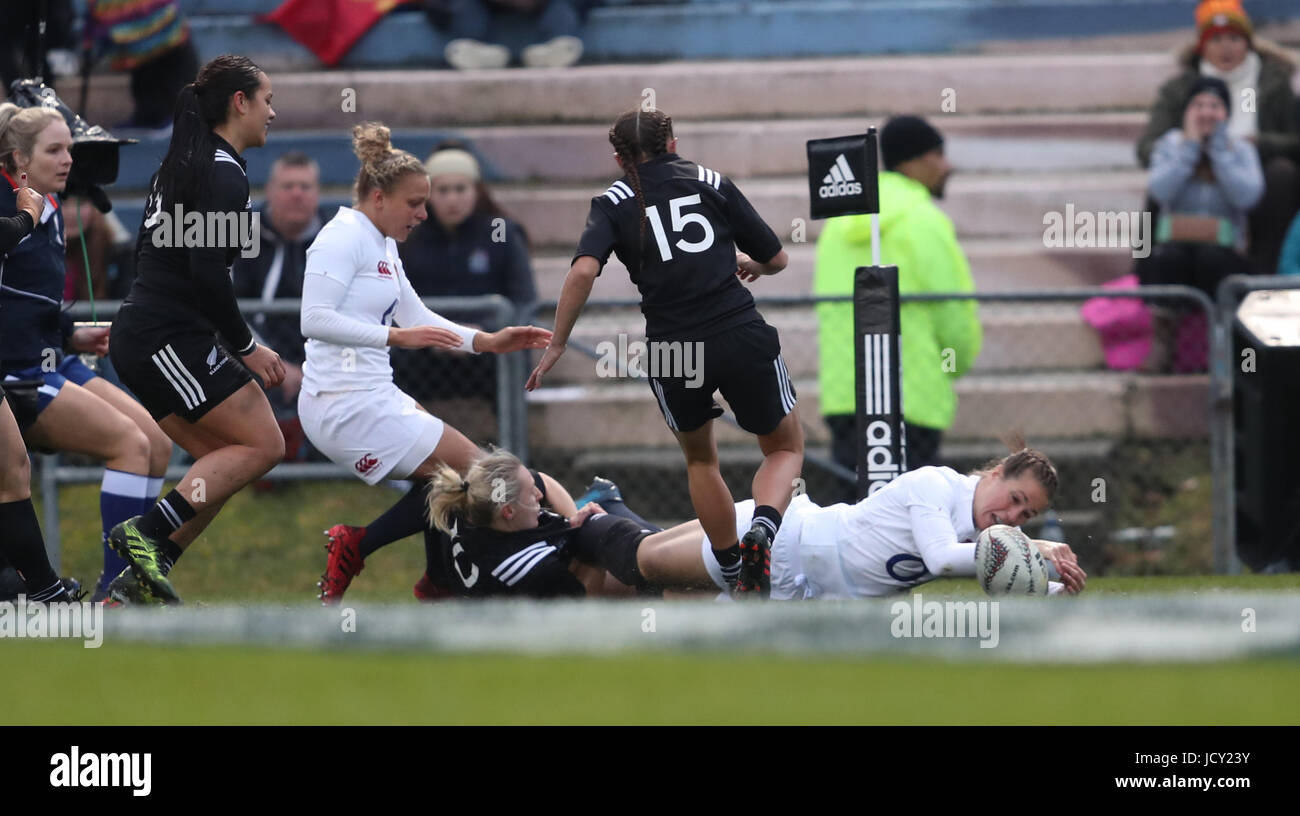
[807,126,905,501]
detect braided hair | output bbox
[607,107,674,248]
[974,432,1060,501]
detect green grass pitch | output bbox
[5,641,1299,725]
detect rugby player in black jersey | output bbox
[106,55,285,604]
[527,107,804,598]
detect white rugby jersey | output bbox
[774,466,979,599]
[301,206,477,395]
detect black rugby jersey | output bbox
[426,470,586,598]
[574,153,782,341]
[126,134,256,353]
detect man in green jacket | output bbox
[814,116,981,487]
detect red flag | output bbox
[261,0,414,68]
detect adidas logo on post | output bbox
[818,154,863,199]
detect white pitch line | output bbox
[90,594,1300,663]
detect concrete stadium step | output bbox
[175,0,1299,67]
[525,372,1209,450]
[540,302,1105,384]
[489,171,1150,246]
[105,113,1146,191]
[105,170,1149,250]
[532,240,1132,300]
[63,53,1178,130]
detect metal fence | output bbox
[39,282,1262,577]
[41,295,527,567]
[526,285,1224,577]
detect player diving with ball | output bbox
[416,440,1087,600]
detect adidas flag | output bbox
[807,132,878,219]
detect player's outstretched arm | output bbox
[472,325,553,354]
[526,255,600,391]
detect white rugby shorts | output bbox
[299,383,445,485]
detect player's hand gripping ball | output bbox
[974,524,1049,597]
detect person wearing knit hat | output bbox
[1137,0,1298,274]
[1184,75,1232,116]
[880,115,953,198]
[1137,62,1262,351]
[1196,0,1253,53]
[814,115,980,491]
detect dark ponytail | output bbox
[156,54,263,211]
[608,107,673,249]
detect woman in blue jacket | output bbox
[0,103,172,601]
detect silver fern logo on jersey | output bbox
[147,204,261,259]
[595,334,704,388]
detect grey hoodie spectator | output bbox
[1139,76,1262,301]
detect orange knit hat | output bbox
[1196,0,1254,51]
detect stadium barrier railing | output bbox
[526,285,1227,576]
[41,295,525,569]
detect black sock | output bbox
[139,489,197,541]
[359,482,429,558]
[714,544,741,582]
[160,540,184,576]
[751,505,781,540]
[0,498,59,595]
[423,526,442,578]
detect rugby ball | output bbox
[974,525,1049,597]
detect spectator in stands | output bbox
[1280,210,1300,276]
[426,0,590,70]
[396,143,537,402]
[1136,0,1298,275]
[0,0,77,89]
[814,115,982,489]
[1139,77,1262,298]
[89,0,200,132]
[231,151,330,459]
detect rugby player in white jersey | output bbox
[298,123,550,602]
[627,444,1087,598]
[418,442,1087,600]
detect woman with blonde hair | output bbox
[0,102,173,602]
[299,122,551,603]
